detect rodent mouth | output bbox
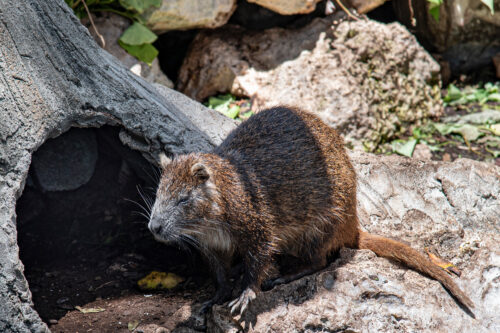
[153,233,178,245]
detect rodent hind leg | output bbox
[263,253,328,290]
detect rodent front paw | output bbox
[228,287,256,315]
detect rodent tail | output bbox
[357,230,474,311]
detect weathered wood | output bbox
[0,1,234,331]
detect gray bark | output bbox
[0,1,235,331]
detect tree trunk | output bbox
[0,1,234,331]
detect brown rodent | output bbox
[148,106,474,315]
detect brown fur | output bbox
[148,106,473,313]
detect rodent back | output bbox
[214,106,355,226]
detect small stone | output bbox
[442,153,451,162]
[322,274,334,290]
[413,143,432,160]
[48,319,58,325]
[56,297,69,304]
[155,328,169,333]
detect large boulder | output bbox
[247,0,322,15]
[177,15,443,151]
[143,0,237,33]
[210,153,500,332]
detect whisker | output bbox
[124,198,151,218]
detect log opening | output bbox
[15,126,205,325]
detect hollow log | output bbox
[0,1,234,331]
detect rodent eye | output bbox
[177,196,189,205]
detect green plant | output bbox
[65,0,161,65]
[443,83,500,106]
[205,94,254,121]
[427,0,495,22]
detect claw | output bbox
[228,288,256,315]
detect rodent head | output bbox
[148,153,223,248]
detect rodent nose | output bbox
[149,223,162,234]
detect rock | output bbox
[143,0,237,33]
[31,128,97,191]
[229,0,323,31]
[247,0,322,15]
[493,53,500,79]
[178,15,442,151]
[412,143,432,160]
[393,0,500,75]
[83,12,173,88]
[348,0,389,14]
[209,153,500,332]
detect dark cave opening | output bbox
[16,126,206,324]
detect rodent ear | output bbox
[191,163,210,181]
[159,153,172,169]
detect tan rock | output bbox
[412,143,433,160]
[143,0,237,33]
[348,0,389,14]
[247,0,321,15]
[178,16,442,151]
[209,153,500,332]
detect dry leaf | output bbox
[425,247,461,277]
[137,271,184,290]
[128,320,140,331]
[75,305,105,313]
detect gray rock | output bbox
[208,153,500,332]
[31,128,97,191]
[177,15,442,151]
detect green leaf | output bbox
[427,0,443,21]
[434,123,484,142]
[119,22,157,46]
[221,105,240,119]
[487,93,500,102]
[445,84,463,102]
[480,0,495,14]
[207,94,234,108]
[391,139,417,157]
[119,0,162,14]
[453,124,483,142]
[118,41,158,65]
[434,123,453,135]
[205,94,240,119]
[429,6,440,21]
